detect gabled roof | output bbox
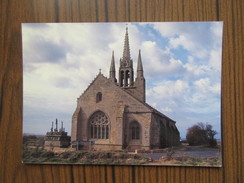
[79,73,176,123]
[79,72,105,97]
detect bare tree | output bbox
[186,122,217,147]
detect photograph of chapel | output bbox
[71,27,180,151]
[22,22,222,166]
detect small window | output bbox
[96,92,102,103]
[130,121,140,140]
[132,126,140,139]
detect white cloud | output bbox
[209,49,222,71]
[152,22,223,60]
[194,78,220,95]
[183,56,210,78]
[147,80,189,100]
[140,41,185,78]
[153,22,180,37]
[22,22,222,139]
[210,22,223,48]
[161,107,173,113]
[169,35,194,50]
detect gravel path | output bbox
[141,146,221,161]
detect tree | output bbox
[205,124,217,147]
[186,122,217,147]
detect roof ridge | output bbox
[107,79,175,122]
[123,89,175,122]
[79,73,107,97]
[79,74,175,123]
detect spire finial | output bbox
[99,69,101,74]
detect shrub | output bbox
[40,151,55,158]
[186,122,217,147]
[30,150,43,158]
[60,152,72,159]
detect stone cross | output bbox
[55,118,58,131]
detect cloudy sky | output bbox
[22,22,223,139]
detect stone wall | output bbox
[71,74,179,151]
[149,113,180,148]
[124,112,151,150]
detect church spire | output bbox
[137,49,144,78]
[109,51,116,82]
[119,25,134,87]
[122,25,131,62]
[135,49,145,102]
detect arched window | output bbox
[96,92,102,103]
[126,70,130,86]
[89,111,109,139]
[130,121,140,140]
[120,71,124,87]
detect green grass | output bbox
[171,156,221,166]
[22,148,150,165]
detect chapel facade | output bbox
[71,27,180,150]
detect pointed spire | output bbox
[109,51,115,78]
[122,25,131,62]
[137,49,144,78]
[119,25,134,87]
[109,51,117,83]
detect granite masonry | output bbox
[44,119,71,150]
[71,27,180,151]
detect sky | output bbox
[22,22,223,139]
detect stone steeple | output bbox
[108,25,145,102]
[119,26,134,87]
[109,51,117,82]
[137,49,144,78]
[135,49,145,102]
[122,26,131,64]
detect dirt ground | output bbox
[140,145,222,167]
[23,136,222,167]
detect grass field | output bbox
[22,135,221,167]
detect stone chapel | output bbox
[71,27,180,150]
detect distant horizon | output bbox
[22,22,223,139]
[22,133,223,141]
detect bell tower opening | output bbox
[119,26,134,88]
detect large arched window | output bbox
[130,121,140,140]
[89,111,109,139]
[96,92,102,103]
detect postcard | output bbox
[22,22,223,166]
